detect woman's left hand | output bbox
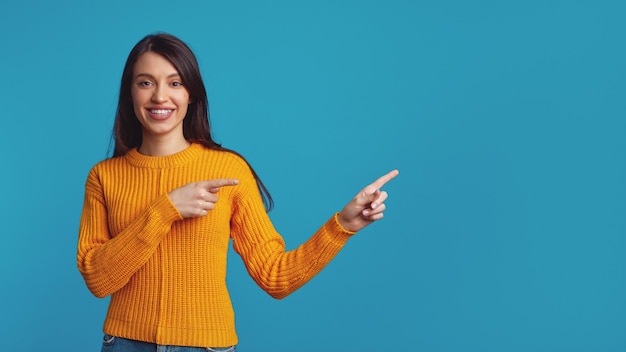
[337,169,399,233]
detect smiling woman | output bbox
[76,32,398,351]
[131,52,191,155]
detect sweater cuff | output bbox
[330,212,357,242]
[135,194,183,246]
[158,193,184,223]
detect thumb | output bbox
[369,189,381,207]
[360,187,380,205]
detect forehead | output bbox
[133,51,179,77]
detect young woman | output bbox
[77,33,398,352]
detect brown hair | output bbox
[110,32,273,211]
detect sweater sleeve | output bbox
[230,165,356,299]
[76,167,182,298]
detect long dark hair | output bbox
[110,32,273,211]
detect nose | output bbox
[151,84,167,103]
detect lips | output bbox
[147,108,174,120]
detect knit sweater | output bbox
[77,143,355,347]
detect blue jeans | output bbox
[101,334,237,352]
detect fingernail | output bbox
[233,180,239,185]
[363,209,370,216]
[371,202,378,209]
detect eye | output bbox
[138,81,153,87]
[171,81,184,87]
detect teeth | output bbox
[150,109,173,115]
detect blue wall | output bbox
[1,0,625,351]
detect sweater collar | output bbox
[124,143,203,168]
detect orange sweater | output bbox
[77,143,355,347]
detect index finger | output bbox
[369,169,399,190]
[200,178,239,190]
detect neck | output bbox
[139,135,191,156]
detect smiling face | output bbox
[131,51,191,145]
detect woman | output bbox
[77,33,398,352]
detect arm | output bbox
[76,169,182,298]
[230,168,398,299]
[77,166,240,298]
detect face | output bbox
[131,51,191,142]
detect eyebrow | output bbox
[134,73,181,79]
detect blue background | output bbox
[1,0,625,351]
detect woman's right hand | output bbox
[168,179,239,218]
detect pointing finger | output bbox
[369,169,399,191]
[199,179,239,192]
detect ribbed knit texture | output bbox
[77,143,355,348]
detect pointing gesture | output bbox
[337,169,399,233]
[169,179,239,218]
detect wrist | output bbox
[335,212,355,233]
